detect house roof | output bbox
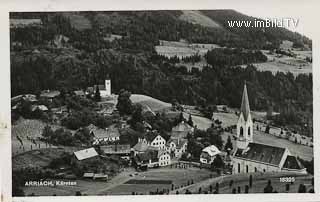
[74,90,85,96]
[133,141,158,152]
[87,124,120,139]
[101,144,131,154]
[40,90,61,98]
[172,121,193,132]
[202,145,221,156]
[240,82,251,121]
[234,142,286,166]
[145,132,159,142]
[167,138,188,149]
[282,155,305,170]
[93,173,108,178]
[136,150,159,162]
[74,148,98,161]
[83,172,94,178]
[31,105,48,112]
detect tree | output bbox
[224,136,233,152]
[265,125,270,134]
[94,85,101,102]
[212,154,224,169]
[179,112,184,123]
[187,114,194,127]
[129,104,144,129]
[116,89,133,116]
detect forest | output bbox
[10,11,313,136]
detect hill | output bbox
[179,10,222,28]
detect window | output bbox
[263,169,266,172]
[238,163,241,173]
[248,127,251,136]
[255,167,257,172]
[240,127,244,137]
[246,165,249,173]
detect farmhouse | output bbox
[133,141,158,154]
[100,144,131,155]
[171,121,194,139]
[87,124,120,145]
[200,145,221,164]
[232,83,307,174]
[166,138,188,158]
[73,90,86,98]
[138,132,167,150]
[134,149,171,169]
[40,90,61,102]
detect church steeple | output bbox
[240,81,251,121]
[236,81,253,150]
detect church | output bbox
[232,82,307,174]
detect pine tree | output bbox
[94,85,101,102]
[224,136,233,151]
[187,114,193,127]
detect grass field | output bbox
[242,50,312,76]
[103,167,214,195]
[172,171,313,194]
[130,94,171,112]
[63,13,92,31]
[179,10,221,28]
[12,147,80,170]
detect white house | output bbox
[200,145,221,164]
[138,133,167,150]
[166,138,188,158]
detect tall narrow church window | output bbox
[255,167,257,172]
[246,165,249,173]
[240,127,244,137]
[238,163,241,173]
[248,127,251,136]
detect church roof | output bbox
[240,82,251,121]
[282,155,305,170]
[234,142,286,166]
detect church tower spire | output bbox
[236,81,253,150]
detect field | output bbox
[103,167,214,195]
[12,147,79,170]
[62,13,92,31]
[179,10,221,28]
[130,94,171,112]
[155,40,220,59]
[241,50,312,76]
[172,171,313,194]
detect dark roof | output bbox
[100,144,130,154]
[234,142,286,166]
[40,90,60,98]
[133,141,157,152]
[240,82,251,121]
[136,150,159,163]
[144,132,160,142]
[167,138,187,149]
[283,155,305,170]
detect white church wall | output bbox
[232,157,281,174]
